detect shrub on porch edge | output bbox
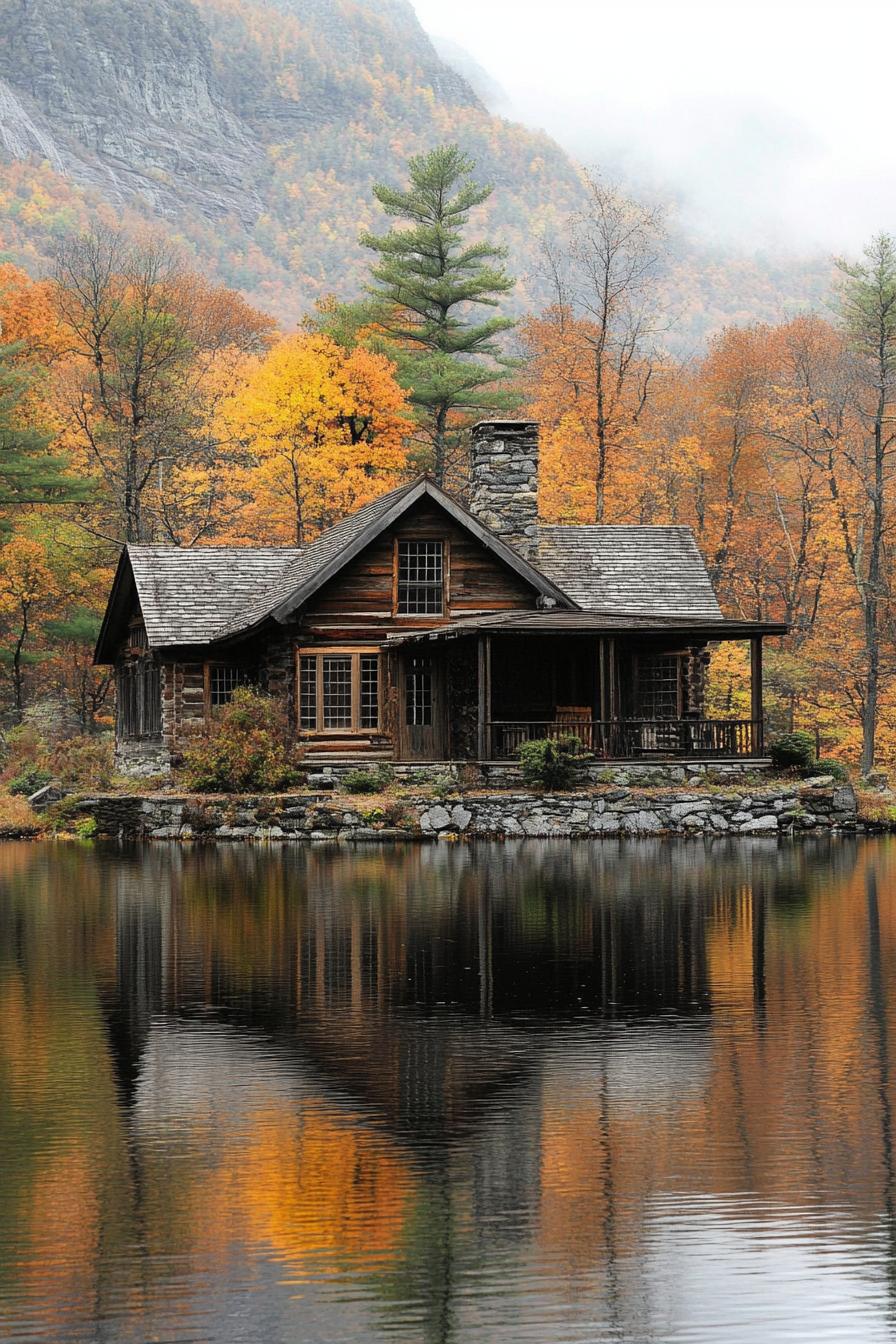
[180,688,303,793]
[517,736,583,791]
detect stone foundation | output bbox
[73,778,857,841]
[114,739,172,779]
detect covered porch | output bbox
[389,610,786,764]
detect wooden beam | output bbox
[608,637,617,720]
[751,636,764,754]
[477,633,492,760]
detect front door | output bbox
[398,653,447,760]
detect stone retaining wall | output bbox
[74,778,857,842]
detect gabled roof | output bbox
[213,477,575,639]
[95,482,738,664]
[94,546,302,662]
[536,525,723,619]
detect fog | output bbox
[412,0,894,257]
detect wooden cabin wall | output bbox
[298,500,537,641]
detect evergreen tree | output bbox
[0,341,85,536]
[361,144,518,484]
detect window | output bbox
[298,649,380,733]
[396,540,444,615]
[360,655,379,729]
[322,655,352,728]
[127,619,148,654]
[635,655,683,719]
[208,664,256,708]
[116,661,161,740]
[405,656,433,726]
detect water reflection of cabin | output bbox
[95,422,786,773]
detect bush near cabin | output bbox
[517,736,583,791]
[181,687,303,793]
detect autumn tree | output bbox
[0,340,86,537]
[41,609,112,731]
[53,227,272,545]
[535,174,666,522]
[361,145,518,485]
[0,536,60,719]
[219,333,410,545]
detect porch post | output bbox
[750,636,764,756]
[477,634,492,760]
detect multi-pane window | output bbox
[299,655,317,730]
[405,656,433,726]
[636,655,683,719]
[360,655,379,729]
[322,655,352,728]
[298,649,380,732]
[209,664,255,708]
[396,540,444,615]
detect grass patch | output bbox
[0,792,46,838]
[856,791,896,825]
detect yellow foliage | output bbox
[217,332,411,544]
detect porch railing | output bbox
[488,718,764,762]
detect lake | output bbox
[1,837,895,1343]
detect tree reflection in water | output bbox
[0,837,894,1343]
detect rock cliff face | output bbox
[0,0,483,228]
[0,0,261,222]
[0,0,829,340]
[0,0,576,319]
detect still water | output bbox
[1,837,895,1343]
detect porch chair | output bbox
[553,706,594,751]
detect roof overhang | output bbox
[269,478,576,624]
[93,548,135,665]
[386,610,789,647]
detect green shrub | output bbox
[181,687,302,793]
[342,766,394,795]
[517,736,582,790]
[8,766,53,797]
[770,730,817,772]
[807,757,849,782]
[45,797,89,833]
[73,816,97,840]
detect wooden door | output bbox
[398,652,447,760]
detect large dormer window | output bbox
[396,540,444,615]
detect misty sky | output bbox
[412,0,893,256]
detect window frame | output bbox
[295,646,382,735]
[203,662,258,713]
[393,538,449,618]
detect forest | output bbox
[2,144,895,781]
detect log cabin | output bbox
[94,421,786,775]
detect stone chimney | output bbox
[469,420,539,561]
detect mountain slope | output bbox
[0,0,584,318]
[0,0,831,342]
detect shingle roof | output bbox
[536,526,722,619]
[214,477,572,638]
[128,546,302,648]
[99,496,727,660]
[217,480,420,637]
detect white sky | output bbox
[411,0,895,255]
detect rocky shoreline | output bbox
[50,777,860,842]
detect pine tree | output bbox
[361,144,518,484]
[0,341,86,536]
